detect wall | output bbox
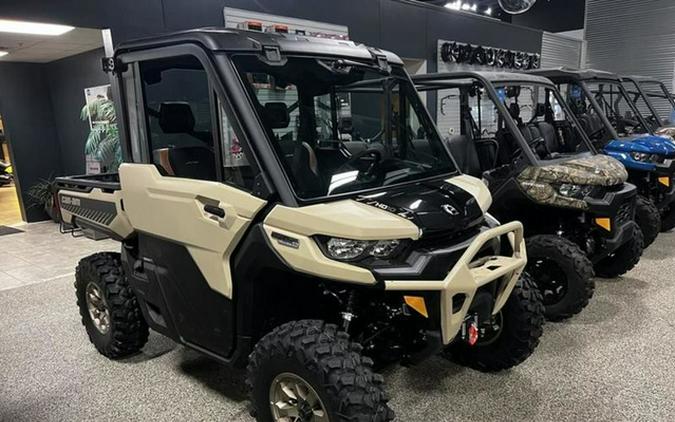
[585,0,675,94]
[0,0,543,221]
[0,62,61,221]
[510,0,586,33]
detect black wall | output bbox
[0,62,61,221]
[0,0,543,221]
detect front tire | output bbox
[444,273,544,372]
[594,226,644,278]
[635,195,660,247]
[247,320,394,422]
[661,204,675,232]
[75,252,148,358]
[525,235,595,321]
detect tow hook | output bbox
[461,314,480,346]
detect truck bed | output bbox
[55,173,133,241]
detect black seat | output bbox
[535,122,560,153]
[446,135,481,177]
[153,146,216,181]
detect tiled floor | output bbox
[0,184,22,226]
[0,221,117,291]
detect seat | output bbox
[446,135,481,177]
[535,122,560,153]
[153,146,216,181]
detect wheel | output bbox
[594,226,644,278]
[443,273,544,372]
[247,320,394,422]
[660,204,675,232]
[635,195,660,247]
[75,252,148,358]
[525,235,594,321]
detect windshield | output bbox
[639,80,675,125]
[232,55,456,200]
[584,80,650,136]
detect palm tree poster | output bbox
[81,85,120,173]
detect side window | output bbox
[219,100,256,190]
[140,55,217,181]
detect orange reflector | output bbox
[595,217,612,231]
[403,296,428,318]
[658,176,671,187]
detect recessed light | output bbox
[0,19,74,36]
[0,51,8,57]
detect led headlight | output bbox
[323,237,404,261]
[631,152,650,162]
[557,183,594,199]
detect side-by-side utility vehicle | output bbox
[56,29,544,421]
[414,71,643,320]
[533,68,675,237]
[622,74,675,137]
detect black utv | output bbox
[532,68,675,238]
[55,29,544,421]
[414,71,643,320]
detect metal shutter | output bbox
[585,0,675,118]
[541,32,582,69]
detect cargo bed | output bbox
[55,173,133,241]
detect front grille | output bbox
[615,200,635,227]
[414,226,481,251]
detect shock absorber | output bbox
[341,291,357,332]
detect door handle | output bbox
[203,204,226,218]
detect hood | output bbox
[606,134,675,156]
[355,178,485,237]
[518,154,628,186]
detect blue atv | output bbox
[531,68,675,246]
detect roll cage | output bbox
[414,71,597,167]
[622,75,675,128]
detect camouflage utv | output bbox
[415,72,643,320]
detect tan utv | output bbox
[56,28,543,421]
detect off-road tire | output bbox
[635,195,660,247]
[443,273,544,372]
[660,205,675,232]
[75,252,148,358]
[247,320,394,422]
[594,226,644,278]
[525,235,594,321]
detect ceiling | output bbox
[0,27,103,63]
[417,0,517,20]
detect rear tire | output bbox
[594,226,644,278]
[443,273,544,372]
[635,195,660,247]
[75,252,148,358]
[247,320,394,422]
[660,205,675,232]
[525,235,594,321]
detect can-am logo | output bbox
[442,204,460,216]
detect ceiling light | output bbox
[444,1,461,10]
[0,51,7,57]
[471,4,478,11]
[0,19,74,36]
[485,7,493,15]
[461,3,471,10]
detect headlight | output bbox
[323,237,405,261]
[631,152,664,163]
[557,183,594,199]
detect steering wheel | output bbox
[339,148,383,176]
[512,136,550,160]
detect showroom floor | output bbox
[1,223,674,421]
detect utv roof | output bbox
[530,67,621,82]
[621,75,662,84]
[115,27,403,64]
[414,70,552,85]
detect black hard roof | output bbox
[414,70,553,85]
[115,27,403,64]
[529,67,621,82]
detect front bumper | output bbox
[383,221,526,345]
[584,183,637,261]
[652,159,675,209]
